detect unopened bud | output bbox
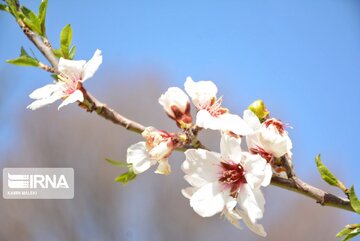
[248,99,269,121]
[159,87,192,128]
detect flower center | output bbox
[264,118,285,135]
[250,146,273,163]
[219,161,247,197]
[206,97,228,117]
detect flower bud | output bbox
[142,127,176,161]
[159,87,192,128]
[248,99,269,121]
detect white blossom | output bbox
[126,127,175,175]
[182,132,271,236]
[27,49,102,110]
[184,77,251,136]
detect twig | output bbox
[271,176,354,213]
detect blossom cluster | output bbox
[127,77,293,236]
[25,50,292,236]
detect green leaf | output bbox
[6,55,39,67]
[21,6,42,35]
[315,154,347,191]
[60,24,72,59]
[69,45,76,60]
[337,224,360,241]
[52,48,63,58]
[0,4,10,12]
[20,46,28,56]
[349,186,360,214]
[38,0,48,36]
[114,169,137,185]
[105,158,129,168]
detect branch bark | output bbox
[271,176,354,212]
[11,4,356,214]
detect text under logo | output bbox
[3,168,74,199]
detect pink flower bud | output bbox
[159,87,192,128]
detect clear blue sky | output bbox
[1,0,360,220]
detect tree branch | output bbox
[271,175,354,213]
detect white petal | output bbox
[29,83,63,99]
[237,210,267,237]
[243,153,268,189]
[155,159,171,175]
[261,163,272,187]
[184,76,217,108]
[182,149,220,185]
[243,110,261,131]
[127,142,156,174]
[237,185,265,223]
[190,182,225,217]
[58,58,86,79]
[158,87,189,116]
[220,132,242,162]
[218,113,253,136]
[259,125,288,157]
[58,89,84,110]
[181,186,198,199]
[82,49,102,82]
[27,89,64,110]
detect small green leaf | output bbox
[52,48,63,58]
[114,169,137,185]
[105,158,129,168]
[20,46,28,56]
[38,0,48,36]
[349,186,360,214]
[337,224,360,241]
[6,55,39,67]
[60,24,72,59]
[21,6,42,35]
[315,154,347,191]
[69,45,76,60]
[0,4,10,12]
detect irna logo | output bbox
[7,173,69,189]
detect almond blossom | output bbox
[158,87,192,127]
[127,127,177,175]
[243,109,292,163]
[184,77,251,136]
[27,49,102,110]
[181,133,272,236]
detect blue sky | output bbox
[1,0,360,224]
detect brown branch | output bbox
[10,1,356,214]
[271,175,354,213]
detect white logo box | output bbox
[3,168,74,199]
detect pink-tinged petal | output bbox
[220,132,242,162]
[237,185,265,223]
[58,89,84,110]
[243,153,268,189]
[155,159,171,175]
[183,149,220,184]
[184,76,217,108]
[127,141,156,174]
[29,83,63,99]
[158,87,189,116]
[190,182,225,217]
[82,49,102,82]
[58,58,86,79]
[181,186,198,199]
[27,90,64,110]
[237,210,267,237]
